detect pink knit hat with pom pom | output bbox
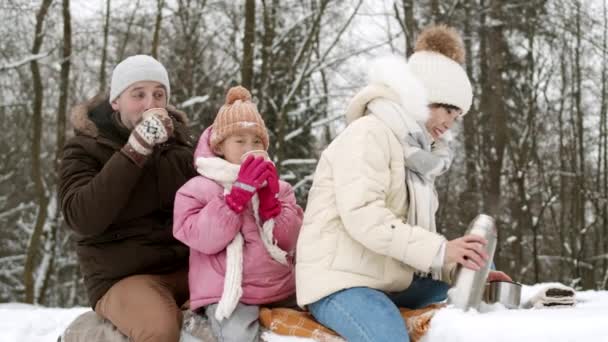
[209,86,269,151]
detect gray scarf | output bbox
[368,98,453,233]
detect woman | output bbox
[295,25,511,342]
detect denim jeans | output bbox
[308,276,449,342]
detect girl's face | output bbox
[111,81,168,130]
[214,132,265,164]
[425,104,462,140]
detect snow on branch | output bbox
[0,255,25,264]
[285,113,344,141]
[293,174,314,191]
[0,52,52,71]
[280,171,297,181]
[588,253,608,261]
[280,159,317,167]
[538,255,594,270]
[178,95,210,108]
[0,203,35,221]
[0,171,14,183]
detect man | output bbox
[60,55,197,342]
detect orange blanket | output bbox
[259,303,445,342]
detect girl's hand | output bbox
[225,156,272,213]
[258,162,281,221]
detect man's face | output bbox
[425,104,463,140]
[111,81,167,130]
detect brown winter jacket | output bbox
[59,94,197,308]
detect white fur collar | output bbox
[345,55,429,125]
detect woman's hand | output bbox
[445,234,489,271]
[488,270,512,282]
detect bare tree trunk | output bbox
[595,0,608,289]
[241,0,256,89]
[566,40,581,286]
[118,0,140,62]
[393,0,417,55]
[558,42,570,282]
[572,2,592,288]
[38,0,72,305]
[24,0,53,304]
[259,0,277,116]
[460,0,479,223]
[99,0,111,93]
[603,0,608,288]
[430,0,440,23]
[275,0,329,166]
[151,0,164,58]
[528,28,540,285]
[479,0,507,214]
[478,0,508,268]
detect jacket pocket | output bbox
[330,230,385,279]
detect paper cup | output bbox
[240,150,270,162]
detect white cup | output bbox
[240,150,272,187]
[240,149,270,162]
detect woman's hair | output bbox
[430,103,461,113]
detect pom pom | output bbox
[225,86,252,105]
[415,25,465,65]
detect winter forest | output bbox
[1,0,607,309]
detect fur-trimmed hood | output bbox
[69,93,190,141]
[345,55,429,125]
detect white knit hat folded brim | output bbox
[408,51,472,114]
[109,55,171,104]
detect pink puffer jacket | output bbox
[173,127,303,311]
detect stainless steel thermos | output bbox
[447,214,497,311]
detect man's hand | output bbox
[121,108,174,166]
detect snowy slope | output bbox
[422,289,608,342]
[1,288,607,342]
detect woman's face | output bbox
[425,104,462,140]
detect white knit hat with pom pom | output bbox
[408,25,473,115]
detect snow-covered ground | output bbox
[1,287,607,342]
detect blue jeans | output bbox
[308,276,449,342]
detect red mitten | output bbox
[225,156,273,213]
[258,162,281,221]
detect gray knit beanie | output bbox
[109,55,171,104]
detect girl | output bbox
[295,25,511,341]
[173,86,303,342]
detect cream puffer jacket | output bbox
[296,57,457,307]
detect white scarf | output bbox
[195,156,288,321]
[367,98,453,233]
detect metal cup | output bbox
[484,281,522,309]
